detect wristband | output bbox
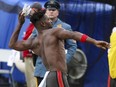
[80,34,88,42]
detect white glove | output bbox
[22,4,31,16]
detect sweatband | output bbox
[80,34,88,42]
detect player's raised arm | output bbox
[9,12,34,51]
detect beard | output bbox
[48,23,52,29]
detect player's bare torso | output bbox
[31,28,67,73]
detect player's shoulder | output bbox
[52,27,65,34]
[54,27,64,31]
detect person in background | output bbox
[21,2,43,87]
[32,0,77,86]
[107,26,116,87]
[22,23,36,87]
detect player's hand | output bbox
[95,40,110,50]
[18,11,25,25]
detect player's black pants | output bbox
[46,71,69,87]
